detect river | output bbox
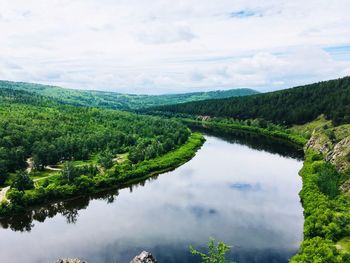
[0,130,304,263]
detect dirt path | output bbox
[26,157,33,174]
[0,172,57,203]
[45,165,61,171]
[33,174,56,187]
[0,157,61,203]
[0,186,10,202]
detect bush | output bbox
[291,237,342,263]
[190,238,235,263]
[292,150,350,261]
[11,171,34,191]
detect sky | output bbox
[0,0,350,94]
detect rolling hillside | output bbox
[0,80,258,110]
[150,76,350,125]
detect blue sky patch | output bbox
[324,44,350,61]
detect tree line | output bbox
[0,80,258,110]
[150,76,350,125]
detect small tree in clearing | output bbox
[190,238,236,263]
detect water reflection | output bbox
[0,196,90,232]
[0,132,303,263]
[190,124,304,160]
[229,182,262,192]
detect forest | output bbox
[0,80,257,110]
[0,87,190,186]
[150,76,350,125]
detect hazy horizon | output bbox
[2,76,348,96]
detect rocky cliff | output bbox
[305,124,350,193]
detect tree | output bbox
[152,76,350,126]
[129,146,144,164]
[97,150,114,169]
[11,170,34,191]
[60,162,77,183]
[291,237,342,263]
[190,238,236,263]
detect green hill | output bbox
[0,87,190,184]
[0,80,258,110]
[150,76,350,125]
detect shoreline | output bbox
[0,132,205,218]
[184,119,350,261]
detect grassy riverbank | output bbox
[180,118,307,147]
[183,118,350,262]
[290,120,350,262]
[290,150,350,262]
[0,132,205,217]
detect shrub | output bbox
[190,238,236,263]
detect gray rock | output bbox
[55,259,87,263]
[130,251,157,263]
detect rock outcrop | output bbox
[55,259,87,263]
[306,131,350,174]
[305,127,350,194]
[326,136,350,172]
[54,251,157,263]
[130,251,157,263]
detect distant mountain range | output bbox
[0,80,258,110]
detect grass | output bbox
[71,152,129,167]
[72,157,97,166]
[333,124,350,142]
[289,115,331,139]
[0,132,205,217]
[336,237,350,252]
[115,153,128,164]
[182,118,307,147]
[31,170,58,180]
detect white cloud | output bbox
[136,23,195,44]
[0,0,350,93]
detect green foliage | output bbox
[11,171,34,191]
[316,163,341,198]
[336,237,350,253]
[181,118,307,147]
[0,133,204,217]
[289,115,332,139]
[60,162,78,183]
[0,80,258,110]
[152,76,350,125]
[7,190,26,207]
[190,238,235,263]
[97,150,114,169]
[0,91,189,184]
[291,237,343,263]
[291,151,350,261]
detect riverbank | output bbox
[290,120,350,262]
[183,118,350,262]
[0,132,205,217]
[180,118,307,147]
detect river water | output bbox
[0,130,304,263]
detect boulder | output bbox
[130,251,157,263]
[55,259,87,263]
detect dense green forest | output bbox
[1,76,349,261]
[0,88,190,185]
[150,76,350,125]
[0,80,257,110]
